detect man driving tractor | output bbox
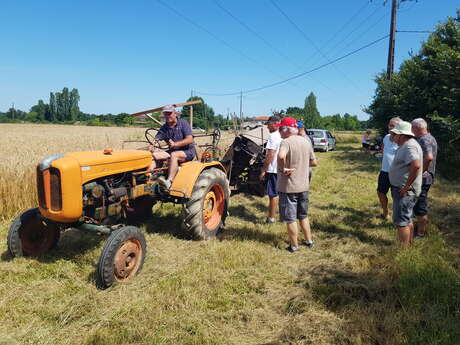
[147,105,196,189]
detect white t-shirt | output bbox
[266,130,282,173]
[381,134,399,172]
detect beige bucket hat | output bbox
[390,121,415,137]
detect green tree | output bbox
[30,100,48,122]
[366,12,460,178]
[181,96,216,129]
[303,92,322,128]
[69,88,80,121]
[48,92,56,122]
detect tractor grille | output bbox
[37,166,62,211]
[37,166,46,209]
[49,168,62,211]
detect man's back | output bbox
[417,132,438,184]
[277,135,315,193]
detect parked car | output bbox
[307,129,336,152]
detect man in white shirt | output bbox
[259,115,282,223]
[377,117,400,219]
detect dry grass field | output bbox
[0,124,459,345]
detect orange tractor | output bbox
[7,100,229,289]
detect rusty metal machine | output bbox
[7,100,229,289]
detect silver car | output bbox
[307,129,336,152]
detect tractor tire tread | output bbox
[181,168,229,240]
[96,226,146,289]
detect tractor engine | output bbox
[82,172,149,224]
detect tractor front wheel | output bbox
[181,168,229,240]
[96,226,146,289]
[7,208,60,257]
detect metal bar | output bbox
[77,223,111,235]
[130,100,203,117]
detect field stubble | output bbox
[0,124,459,345]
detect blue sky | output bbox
[0,0,457,120]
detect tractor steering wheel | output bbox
[212,128,221,147]
[145,128,169,150]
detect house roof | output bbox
[251,116,269,121]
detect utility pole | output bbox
[387,0,398,79]
[239,90,243,122]
[190,89,194,98]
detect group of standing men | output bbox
[377,117,438,246]
[259,116,317,253]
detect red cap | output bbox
[279,117,297,128]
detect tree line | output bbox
[0,91,234,129]
[283,91,366,131]
[366,10,459,179]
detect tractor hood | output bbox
[65,149,151,167]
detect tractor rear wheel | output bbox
[96,226,146,289]
[7,208,60,257]
[181,168,229,240]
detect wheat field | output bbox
[0,124,459,345]
[0,124,235,221]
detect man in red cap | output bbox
[277,117,318,252]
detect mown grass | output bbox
[0,125,459,345]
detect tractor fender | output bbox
[169,161,226,198]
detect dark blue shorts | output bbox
[414,184,431,216]
[377,171,391,194]
[266,173,278,197]
[167,148,196,161]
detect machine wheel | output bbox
[181,168,229,240]
[324,145,329,152]
[96,226,146,289]
[7,208,60,257]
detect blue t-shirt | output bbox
[381,134,398,172]
[155,118,195,154]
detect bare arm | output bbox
[170,135,193,148]
[278,145,287,173]
[423,152,433,173]
[262,149,276,171]
[310,158,318,167]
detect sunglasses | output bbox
[163,112,173,116]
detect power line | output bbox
[397,30,432,33]
[196,34,389,96]
[212,0,334,93]
[269,0,367,96]
[312,3,386,67]
[155,0,299,91]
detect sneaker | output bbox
[414,233,425,240]
[302,241,314,248]
[286,245,299,253]
[265,217,275,224]
[156,176,171,192]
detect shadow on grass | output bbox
[0,228,106,264]
[314,221,392,246]
[317,203,389,230]
[40,229,105,263]
[261,264,401,345]
[221,224,282,246]
[143,213,188,240]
